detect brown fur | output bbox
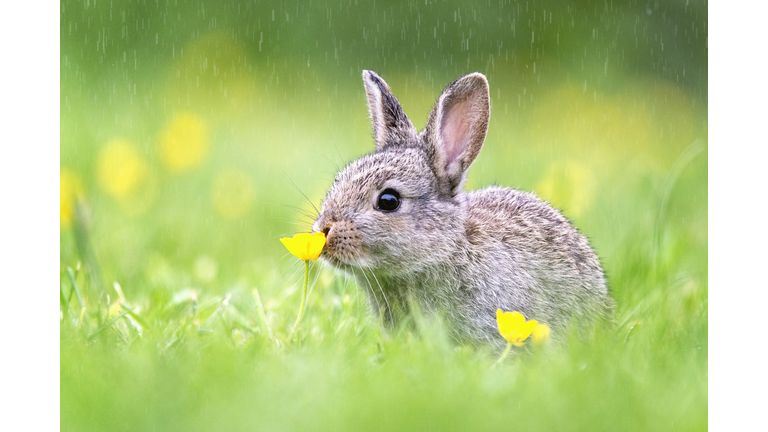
[313,70,614,347]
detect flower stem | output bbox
[495,342,513,365]
[287,260,310,343]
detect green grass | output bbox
[60,117,707,431]
[60,1,707,430]
[61,254,708,432]
[61,235,707,432]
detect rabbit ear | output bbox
[423,73,490,196]
[362,70,418,151]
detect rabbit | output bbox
[311,70,614,346]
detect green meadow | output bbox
[60,1,707,430]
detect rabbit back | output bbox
[456,186,614,343]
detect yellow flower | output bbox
[160,112,209,172]
[60,169,83,227]
[96,138,148,197]
[532,322,551,344]
[496,309,538,346]
[280,232,326,261]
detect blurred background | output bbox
[60,0,707,298]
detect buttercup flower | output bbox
[280,232,326,261]
[495,309,551,365]
[280,232,326,342]
[496,309,538,346]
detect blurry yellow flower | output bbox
[60,169,83,226]
[535,160,596,219]
[96,139,148,197]
[160,112,209,172]
[532,322,551,344]
[211,169,255,219]
[496,309,538,346]
[280,232,326,261]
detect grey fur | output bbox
[313,70,614,347]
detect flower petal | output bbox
[281,232,327,261]
[518,319,538,342]
[307,232,326,260]
[532,322,551,344]
[496,309,512,336]
[281,233,310,260]
[497,310,526,342]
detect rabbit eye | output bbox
[376,189,401,212]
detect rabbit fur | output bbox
[312,70,614,346]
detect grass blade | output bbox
[87,310,130,340]
[253,288,274,342]
[67,267,84,309]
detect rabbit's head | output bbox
[313,70,490,276]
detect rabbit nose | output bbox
[322,224,332,238]
[313,212,336,235]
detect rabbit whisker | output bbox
[355,262,382,322]
[364,265,394,326]
[277,220,313,229]
[315,150,341,172]
[280,204,318,221]
[278,259,307,296]
[283,174,321,216]
[307,261,323,298]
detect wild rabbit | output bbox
[312,70,614,346]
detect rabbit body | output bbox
[313,71,614,346]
